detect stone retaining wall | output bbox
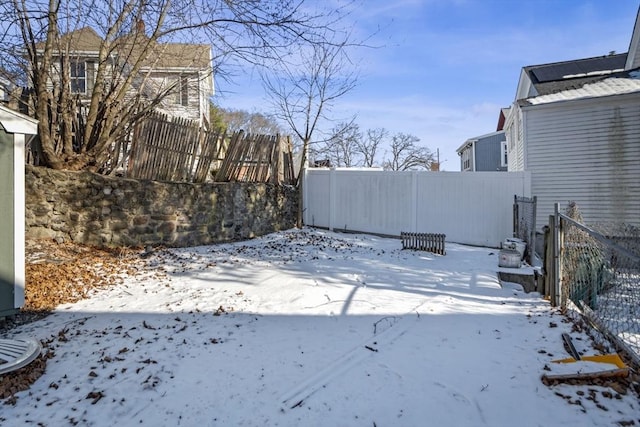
[25,166,298,248]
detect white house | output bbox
[503,11,640,228]
[36,27,214,125]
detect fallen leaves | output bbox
[0,347,53,403]
[142,321,156,330]
[85,390,104,404]
[24,239,146,312]
[0,239,160,404]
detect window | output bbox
[167,76,189,105]
[462,149,471,171]
[501,141,508,167]
[180,76,189,106]
[70,60,86,94]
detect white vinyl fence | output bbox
[303,169,531,248]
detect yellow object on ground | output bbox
[553,353,628,368]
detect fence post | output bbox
[553,202,561,307]
[513,194,518,238]
[543,218,553,300]
[411,171,418,233]
[530,196,537,265]
[328,168,336,231]
[301,165,308,227]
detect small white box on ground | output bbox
[499,249,522,268]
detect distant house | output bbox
[34,26,214,124]
[457,107,510,172]
[456,130,507,172]
[503,10,640,227]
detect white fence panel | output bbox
[303,169,531,247]
[303,169,331,227]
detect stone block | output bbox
[157,221,177,234]
[133,215,150,226]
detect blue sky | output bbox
[215,0,639,171]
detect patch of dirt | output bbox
[1,239,148,403]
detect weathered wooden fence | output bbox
[127,112,225,183]
[215,131,296,185]
[127,113,296,184]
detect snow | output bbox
[4,228,639,426]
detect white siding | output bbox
[303,169,531,247]
[523,93,640,228]
[147,73,202,122]
[505,105,525,171]
[516,109,525,171]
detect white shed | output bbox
[0,104,38,316]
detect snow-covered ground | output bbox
[4,228,639,426]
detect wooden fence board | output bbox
[128,113,294,184]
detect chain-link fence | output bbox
[557,209,640,366]
[513,195,536,264]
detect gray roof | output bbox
[521,69,640,106]
[456,130,505,154]
[524,53,627,96]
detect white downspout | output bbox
[471,139,477,172]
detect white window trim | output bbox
[500,141,508,167]
[70,60,87,94]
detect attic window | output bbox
[70,60,86,94]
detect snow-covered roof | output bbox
[523,71,640,106]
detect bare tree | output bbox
[356,127,387,167]
[0,0,353,171]
[318,121,361,167]
[218,107,284,135]
[261,39,358,181]
[383,133,434,171]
